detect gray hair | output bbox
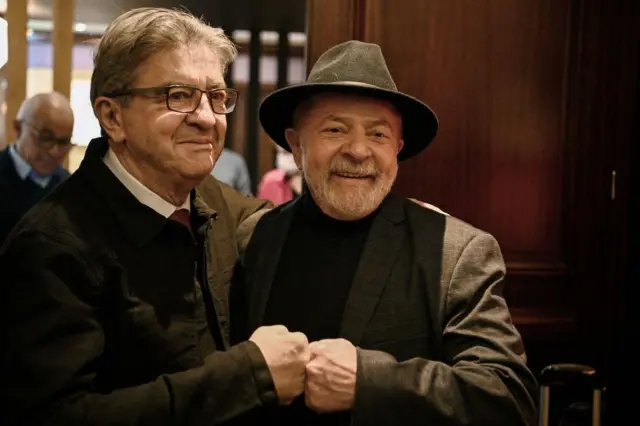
[90,7,237,106]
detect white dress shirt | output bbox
[8,144,52,188]
[103,148,190,217]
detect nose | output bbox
[342,129,371,162]
[188,92,217,129]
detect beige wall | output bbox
[67,144,86,171]
[27,68,92,96]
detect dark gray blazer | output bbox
[234,193,538,426]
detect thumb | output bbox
[309,340,327,352]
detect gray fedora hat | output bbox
[259,40,438,161]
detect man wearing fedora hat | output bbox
[231,41,537,425]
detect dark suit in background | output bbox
[0,146,69,244]
[232,193,538,426]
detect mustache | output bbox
[328,160,380,178]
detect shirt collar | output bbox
[8,144,52,188]
[103,148,190,218]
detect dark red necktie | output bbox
[169,208,192,232]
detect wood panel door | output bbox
[305,0,638,376]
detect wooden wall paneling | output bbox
[258,84,277,183]
[305,0,364,71]
[230,83,247,158]
[602,0,638,413]
[563,0,639,376]
[51,0,74,98]
[554,0,638,412]
[4,0,28,144]
[52,0,75,170]
[228,82,278,188]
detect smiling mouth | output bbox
[181,141,214,151]
[332,172,375,180]
[182,140,212,145]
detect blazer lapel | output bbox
[248,199,299,331]
[339,195,405,345]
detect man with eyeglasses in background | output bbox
[0,7,309,426]
[0,91,73,244]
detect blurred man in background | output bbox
[212,146,252,195]
[257,144,303,205]
[0,91,73,244]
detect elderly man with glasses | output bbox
[0,7,311,426]
[0,91,73,244]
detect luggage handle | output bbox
[538,363,603,426]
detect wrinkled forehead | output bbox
[33,106,74,137]
[133,46,225,88]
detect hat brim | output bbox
[258,82,438,161]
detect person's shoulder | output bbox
[259,169,287,185]
[261,195,297,218]
[200,174,246,205]
[242,196,294,238]
[198,175,272,221]
[401,199,504,286]
[402,197,492,245]
[0,147,12,170]
[223,148,248,166]
[5,174,93,245]
[238,197,296,262]
[55,166,71,179]
[1,203,88,268]
[197,174,235,211]
[404,197,450,217]
[0,148,12,176]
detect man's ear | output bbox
[12,119,22,139]
[397,139,405,155]
[284,128,303,170]
[94,97,126,144]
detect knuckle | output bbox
[293,331,308,344]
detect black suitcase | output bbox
[538,363,604,426]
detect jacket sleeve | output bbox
[0,231,277,426]
[351,233,538,426]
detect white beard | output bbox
[301,150,397,220]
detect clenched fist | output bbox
[250,325,310,405]
[305,338,357,413]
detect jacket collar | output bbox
[248,190,405,332]
[78,137,217,247]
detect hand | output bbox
[409,198,428,208]
[250,325,310,405]
[409,198,447,215]
[304,338,357,413]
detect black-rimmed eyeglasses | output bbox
[104,85,238,115]
[21,122,73,150]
